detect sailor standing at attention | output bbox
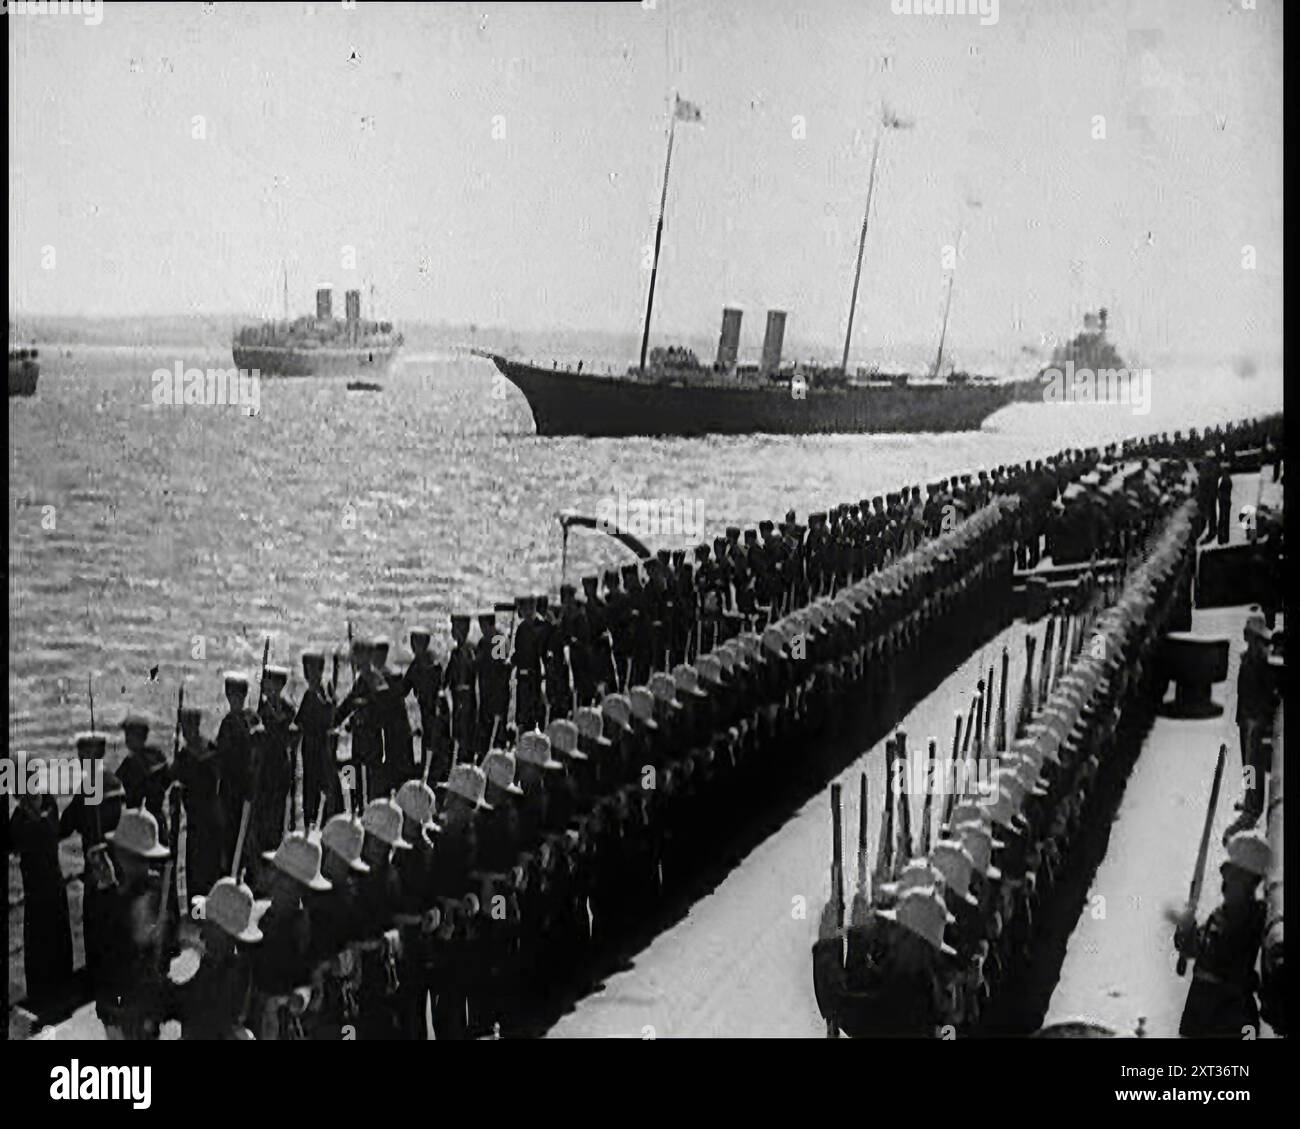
[216,671,260,868]
[405,625,444,767]
[254,664,296,848]
[448,613,479,761]
[9,753,74,1013]
[116,714,172,841]
[373,636,417,786]
[295,649,342,822]
[334,637,386,803]
[476,610,511,754]
[173,705,226,897]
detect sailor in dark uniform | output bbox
[537,593,570,723]
[10,753,74,1013]
[373,636,416,786]
[583,574,617,697]
[216,671,260,868]
[295,650,341,823]
[447,613,478,761]
[477,610,511,754]
[624,564,652,687]
[59,733,125,1007]
[116,714,171,842]
[513,595,546,734]
[603,570,630,689]
[563,585,596,708]
[334,639,386,807]
[254,664,296,850]
[172,705,226,897]
[405,626,443,769]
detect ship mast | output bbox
[840,135,881,377]
[932,273,954,378]
[638,94,701,374]
[840,106,912,376]
[639,102,679,375]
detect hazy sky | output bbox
[8,0,1283,361]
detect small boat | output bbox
[9,345,40,397]
[346,380,383,392]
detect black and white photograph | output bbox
[5,0,1285,1096]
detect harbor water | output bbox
[8,340,1281,762]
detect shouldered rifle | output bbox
[1177,742,1228,976]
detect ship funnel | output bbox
[316,286,333,320]
[345,289,362,322]
[760,310,787,377]
[716,307,743,371]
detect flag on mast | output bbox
[674,94,703,123]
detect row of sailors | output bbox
[19,479,1025,1037]
[10,418,1275,1024]
[813,490,1274,1037]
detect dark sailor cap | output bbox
[582,574,599,589]
[560,583,577,600]
[301,648,326,666]
[450,613,472,629]
[408,626,432,642]
[743,528,758,544]
[759,519,774,534]
[371,635,391,650]
[179,705,203,727]
[477,610,496,625]
[120,713,150,732]
[694,543,710,560]
[263,664,290,682]
[725,526,741,540]
[223,670,251,690]
[516,594,536,611]
[75,731,108,755]
[535,595,550,613]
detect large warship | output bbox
[232,285,402,378]
[485,97,1042,437]
[1037,307,1127,376]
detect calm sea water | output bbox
[7,341,1281,760]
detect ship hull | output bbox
[8,357,39,397]
[231,343,401,378]
[490,356,1038,437]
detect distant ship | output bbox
[484,97,1040,437]
[232,284,402,378]
[9,343,39,397]
[1037,307,1128,376]
[485,316,1038,437]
